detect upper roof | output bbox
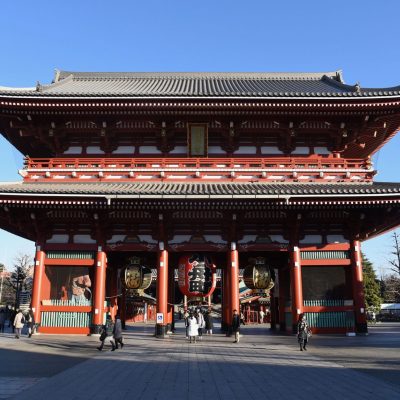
[1,70,400,99]
[0,181,399,199]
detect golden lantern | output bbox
[122,257,152,290]
[243,257,273,289]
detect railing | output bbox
[41,311,92,327]
[24,156,370,171]
[305,312,354,328]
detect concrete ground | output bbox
[0,321,399,399]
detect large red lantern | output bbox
[178,253,216,297]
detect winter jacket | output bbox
[14,312,25,329]
[188,317,199,336]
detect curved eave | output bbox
[1,93,400,101]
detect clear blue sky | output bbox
[0,0,399,273]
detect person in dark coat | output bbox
[97,315,115,351]
[204,311,214,335]
[231,309,241,343]
[26,308,35,337]
[113,314,124,349]
[297,314,310,351]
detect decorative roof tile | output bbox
[1,71,399,99]
[0,182,399,198]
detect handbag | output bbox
[307,329,312,338]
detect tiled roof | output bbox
[0,182,400,198]
[1,70,399,98]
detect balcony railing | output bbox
[24,156,370,170]
[21,156,374,183]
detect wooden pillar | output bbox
[350,239,368,334]
[156,243,168,337]
[290,245,303,333]
[109,267,118,321]
[270,284,276,330]
[228,243,240,327]
[221,265,230,332]
[92,247,107,333]
[120,287,126,329]
[167,265,175,332]
[31,246,45,328]
[278,268,287,331]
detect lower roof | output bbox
[0,182,400,199]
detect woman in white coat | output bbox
[188,313,199,344]
[13,310,24,339]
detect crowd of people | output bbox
[0,307,35,338]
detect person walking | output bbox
[0,309,6,333]
[204,310,213,335]
[259,309,265,324]
[13,309,25,339]
[196,309,205,340]
[188,313,199,344]
[113,314,124,349]
[297,314,311,351]
[97,315,115,351]
[26,308,35,337]
[232,309,241,343]
[184,310,190,338]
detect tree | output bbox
[362,254,382,312]
[381,274,400,303]
[4,254,33,308]
[389,231,400,276]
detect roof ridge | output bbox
[59,71,343,81]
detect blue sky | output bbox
[0,0,399,273]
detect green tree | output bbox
[362,254,382,312]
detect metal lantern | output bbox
[178,253,216,297]
[123,257,152,290]
[243,257,273,289]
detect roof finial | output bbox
[354,82,361,94]
[54,69,61,83]
[35,81,42,92]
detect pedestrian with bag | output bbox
[204,310,213,335]
[26,308,35,337]
[297,314,311,351]
[97,315,115,351]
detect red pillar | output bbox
[31,246,45,328]
[278,268,286,331]
[156,244,168,337]
[109,267,118,321]
[222,265,230,332]
[290,245,303,333]
[167,265,175,332]
[228,243,240,327]
[92,248,107,333]
[351,239,368,333]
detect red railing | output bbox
[24,156,370,170]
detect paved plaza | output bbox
[1,321,400,400]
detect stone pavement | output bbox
[1,321,400,400]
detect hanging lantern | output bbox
[243,257,273,289]
[178,253,216,297]
[122,257,152,290]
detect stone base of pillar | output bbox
[155,324,167,338]
[355,322,368,334]
[91,324,103,335]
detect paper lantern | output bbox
[178,253,216,297]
